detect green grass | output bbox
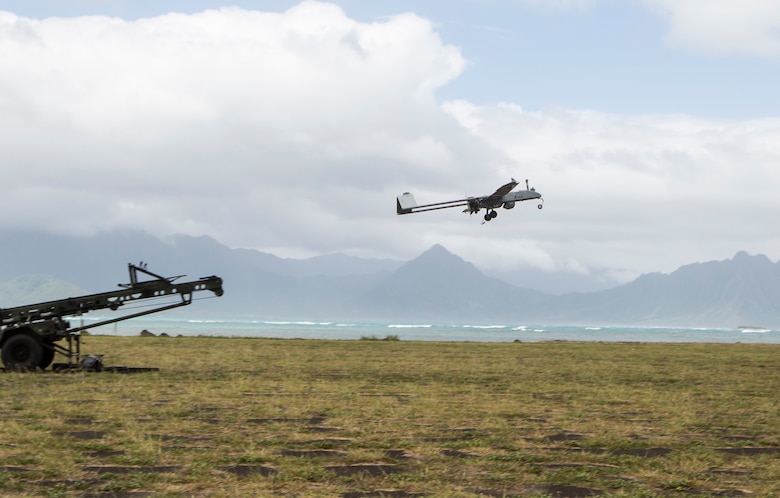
[0,336,778,497]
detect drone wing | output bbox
[482,178,519,203]
[396,192,469,215]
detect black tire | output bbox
[2,334,43,371]
[39,344,56,370]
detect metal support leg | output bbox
[58,333,81,367]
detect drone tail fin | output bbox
[396,192,417,215]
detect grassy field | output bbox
[0,335,778,497]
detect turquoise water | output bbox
[77,315,780,344]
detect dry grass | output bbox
[0,336,778,497]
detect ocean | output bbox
[77,315,780,344]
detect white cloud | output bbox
[646,0,780,57]
[0,2,468,238]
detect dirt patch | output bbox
[280,449,347,458]
[526,484,604,497]
[54,430,107,440]
[289,437,354,446]
[82,465,182,474]
[716,447,780,456]
[470,489,596,498]
[162,445,215,452]
[545,432,585,443]
[307,425,344,433]
[79,492,153,497]
[246,416,327,425]
[720,435,758,442]
[385,450,417,460]
[611,447,673,457]
[326,463,404,477]
[241,392,325,397]
[414,435,478,443]
[0,466,33,473]
[542,463,619,470]
[466,491,524,498]
[147,434,213,443]
[705,490,752,497]
[532,393,567,400]
[341,491,428,498]
[502,484,604,498]
[543,447,608,454]
[29,478,104,489]
[84,450,126,459]
[358,393,414,399]
[29,479,150,497]
[440,449,479,458]
[63,418,97,425]
[219,464,278,477]
[711,469,751,476]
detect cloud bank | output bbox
[1,1,779,289]
[647,0,780,57]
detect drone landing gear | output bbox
[483,210,498,222]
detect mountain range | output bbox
[1,228,778,328]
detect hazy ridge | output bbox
[1,229,778,328]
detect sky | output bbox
[1,0,779,292]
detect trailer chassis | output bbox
[0,264,223,371]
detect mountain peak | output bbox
[732,251,771,265]
[421,244,452,257]
[352,243,538,320]
[405,244,475,276]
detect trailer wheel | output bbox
[2,334,43,371]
